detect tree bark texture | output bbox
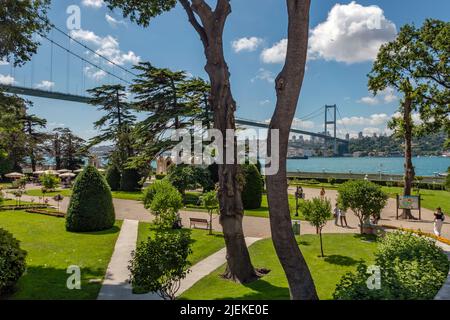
[401,97,416,219]
[265,0,319,300]
[180,0,257,283]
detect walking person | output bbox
[434,207,445,237]
[320,187,326,199]
[340,208,349,227]
[333,204,340,226]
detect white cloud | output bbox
[35,80,55,90]
[70,29,140,66]
[0,59,8,66]
[84,66,107,81]
[251,68,275,83]
[82,0,104,8]
[259,100,271,106]
[261,39,288,64]
[0,74,15,85]
[292,118,316,130]
[105,14,127,28]
[358,87,398,105]
[308,1,397,64]
[338,113,390,127]
[357,96,379,105]
[380,87,398,103]
[232,37,263,53]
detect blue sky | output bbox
[1,0,449,141]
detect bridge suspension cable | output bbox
[38,16,138,78]
[42,34,132,85]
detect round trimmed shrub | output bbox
[241,164,263,210]
[120,168,141,192]
[66,166,115,232]
[106,165,121,191]
[0,228,27,295]
[334,231,450,300]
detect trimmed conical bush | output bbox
[106,165,121,191]
[66,166,115,232]
[242,164,263,210]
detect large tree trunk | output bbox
[181,0,257,283]
[266,0,318,300]
[401,97,415,220]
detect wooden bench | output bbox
[189,217,210,230]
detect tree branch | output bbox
[179,0,208,45]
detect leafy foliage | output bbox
[0,0,50,66]
[120,168,141,192]
[241,164,263,210]
[45,128,86,170]
[129,229,192,300]
[166,164,213,197]
[105,165,121,191]
[368,19,450,147]
[66,166,115,232]
[334,231,450,300]
[201,190,219,235]
[0,228,27,296]
[302,197,332,257]
[143,180,183,228]
[39,174,60,191]
[88,85,136,171]
[338,180,388,234]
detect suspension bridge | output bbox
[0,21,350,155]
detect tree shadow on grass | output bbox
[81,225,121,235]
[297,240,311,246]
[4,265,106,300]
[324,255,361,266]
[353,234,377,242]
[179,278,290,300]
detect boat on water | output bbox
[287,155,309,160]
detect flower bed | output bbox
[0,204,50,211]
[25,209,65,218]
[380,224,450,246]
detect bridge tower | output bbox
[324,104,338,156]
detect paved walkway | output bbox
[97,216,261,300]
[434,242,450,300]
[176,237,261,297]
[9,185,449,239]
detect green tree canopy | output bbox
[0,0,50,66]
[338,180,388,234]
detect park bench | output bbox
[189,217,210,230]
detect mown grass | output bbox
[137,222,225,266]
[180,233,377,300]
[25,188,143,201]
[0,210,121,300]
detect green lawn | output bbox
[0,210,121,300]
[180,233,377,300]
[381,186,450,216]
[25,189,73,197]
[25,188,144,201]
[137,222,225,266]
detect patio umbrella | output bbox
[43,170,59,175]
[74,169,84,173]
[4,172,24,179]
[33,170,45,175]
[57,169,71,174]
[59,172,76,178]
